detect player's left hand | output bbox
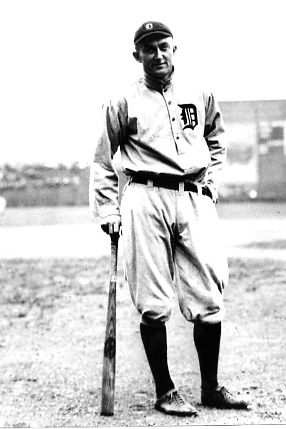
[205,184,218,203]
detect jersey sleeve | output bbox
[203,91,227,201]
[90,96,127,218]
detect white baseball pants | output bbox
[120,181,229,326]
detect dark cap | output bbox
[134,21,173,45]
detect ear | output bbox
[133,51,142,63]
[173,45,177,54]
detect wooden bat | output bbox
[100,233,119,416]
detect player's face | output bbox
[135,36,176,79]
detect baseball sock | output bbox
[193,321,221,390]
[140,323,175,399]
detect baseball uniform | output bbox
[91,73,228,325]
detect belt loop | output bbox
[179,181,184,196]
[197,184,202,196]
[147,179,154,188]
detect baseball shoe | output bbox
[201,386,250,409]
[155,388,198,417]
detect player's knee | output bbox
[141,307,172,327]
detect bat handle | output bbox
[110,233,119,279]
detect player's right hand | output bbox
[101,214,121,236]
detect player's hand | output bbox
[205,184,218,203]
[101,214,121,236]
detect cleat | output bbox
[155,389,198,416]
[201,386,250,410]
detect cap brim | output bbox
[134,30,172,45]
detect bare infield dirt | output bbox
[0,253,285,426]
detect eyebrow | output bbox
[144,41,171,49]
[159,42,170,48]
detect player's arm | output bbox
[90,97,127,234]
[203,91,227,202]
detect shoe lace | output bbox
[220,386,234,400]
[168,391,186,406]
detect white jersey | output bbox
[92,72,226,218]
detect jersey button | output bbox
[172,118,175,121]
[168,101,172,105]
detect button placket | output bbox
[162,88,183,153]
[169,103,184,153]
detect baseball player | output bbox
[91,21,249,416]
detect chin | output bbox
[151,70,169,79]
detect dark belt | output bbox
[131,174,212,198]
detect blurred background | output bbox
[1,0,286,209]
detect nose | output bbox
[154,47,163,59]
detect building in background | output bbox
[220,99,286,200]
[1,100,286,207]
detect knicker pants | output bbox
[120,181,229,326]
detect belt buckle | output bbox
[179,181,184,195]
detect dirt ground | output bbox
[0,205,286,426]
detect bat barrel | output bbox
[100,234,119,416]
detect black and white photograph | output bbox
[0,0,285,426]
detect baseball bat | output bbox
[100,233,119,416]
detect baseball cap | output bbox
[134,21,173,45]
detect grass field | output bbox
[0,203,285,426]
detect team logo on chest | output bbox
[178,104,198,130]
